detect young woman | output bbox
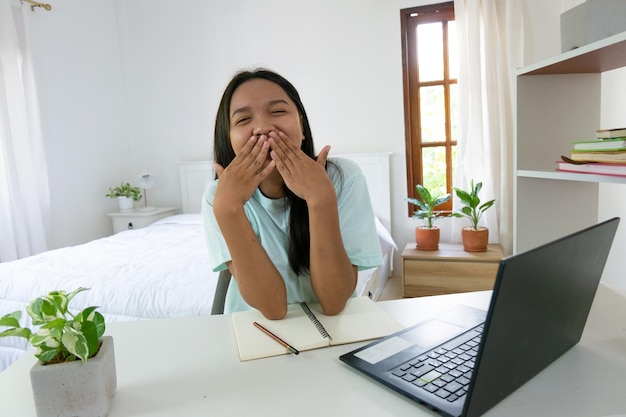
[202,69,382,319]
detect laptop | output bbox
[340,217,619,417]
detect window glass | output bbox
[420,86,445,143]
[422,146,448,197]
[417,22,443,82]
[448,21,458,80]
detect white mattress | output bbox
[0,214,395,372]
[0,214,218,372]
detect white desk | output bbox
[1,285,625,417]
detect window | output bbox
[401,2,457,213]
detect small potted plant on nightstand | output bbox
[407,184,450,250]
[451,180,496,252]
[106,182,142,212]
[0,288,116,417]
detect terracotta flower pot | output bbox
[461,227,489,252]
[415,226,440,251]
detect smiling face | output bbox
[213,70,316,175]
[229,78,304,156]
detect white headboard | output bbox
[178,152,392,231]
[178,161,214,214]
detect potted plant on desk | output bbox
[106,182,142,212]
[451,180,496,252]
[0,288,116,417]
[407,184,450,250]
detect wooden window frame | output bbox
[401,2,456,215]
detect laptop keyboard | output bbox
[390,325,483,403]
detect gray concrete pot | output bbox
[29,335,117,417]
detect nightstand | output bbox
[107,207,177,234]
[401,242,503,297]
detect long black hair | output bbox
[214,69,323,275]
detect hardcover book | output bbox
[573,138,626,151]
[569,150,626,163]
[596,128,626,139]
[556,160,626,177]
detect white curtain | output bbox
[0,0,50,261]
[453,0,524,255]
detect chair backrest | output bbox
[211,269,232,315]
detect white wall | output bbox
[23,0,130,247]
[22,0,427,251]
[599,67,626,290]
[114,0,428,271]
[19,0,626,289]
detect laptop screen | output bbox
[464,217,619,416]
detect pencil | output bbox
[253,321,300,355]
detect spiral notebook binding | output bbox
[300,303,332,340]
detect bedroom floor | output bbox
[379,276,403,300]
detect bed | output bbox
[0,152,395,372]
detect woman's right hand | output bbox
[213,135,275,209]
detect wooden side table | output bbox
[401,242,503,297]
[107,207,177,234]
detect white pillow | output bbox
[150,214,202,227]
[375,217,397,252]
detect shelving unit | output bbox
[514,31,626,253]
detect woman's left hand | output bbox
[268,131,333,202]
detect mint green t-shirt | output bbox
[201,157,382,314]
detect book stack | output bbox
[571,128,626,162]
[557,128,626,178]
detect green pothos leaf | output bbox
[62,330,89,362]
[45,291,69,315]
[26,298,45,325]
[0,311,22,328]
[0,327,31,339]
[40,298,61,321]
[35,347,61,363]
[65,287,89,305]
[30,328,59,349]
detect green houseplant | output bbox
[0,288,116,417]
[0,287,105,363]
[105,182,142,201]
[106,182,142,212]
[407,184,450,250]
[451,180,495,252]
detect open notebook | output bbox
[232,296,404,361]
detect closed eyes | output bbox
[234,116,251,125]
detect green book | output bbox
[572,138,626,151]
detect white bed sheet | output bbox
[0,214,218,372]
